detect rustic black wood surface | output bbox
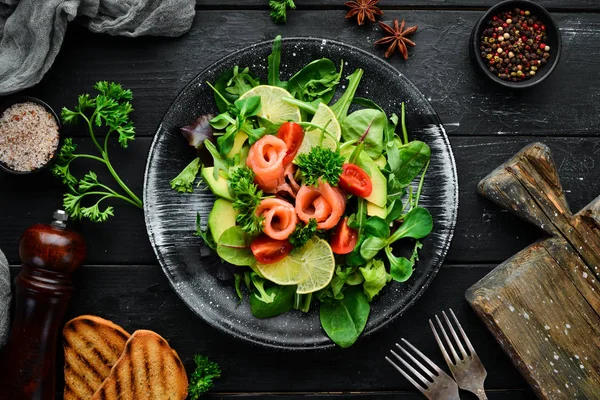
[1,1,599,398]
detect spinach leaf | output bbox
[216,226,255,266]
[387,207,433,244]
[287,58,342,104]
[359,259,391,301]
[345,235,367,267]
[385,198,405,223]
[360,236,387,260]
[364,216,390,238]
[267,35,287,88]
[352,97,385,114]
[394,140,431,186]
[341,109,386,159]
[250,284,296,318]
[330,68,363,123]
[386,246,414,282]
[213,69,239,113]
[320,287,370,348]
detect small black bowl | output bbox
[470,0,561,89]
[0,96,62,175]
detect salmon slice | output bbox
[256,198,297,240]
[246,135,287,193]
[295,182,346,230]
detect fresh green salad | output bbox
[172,36,433,348]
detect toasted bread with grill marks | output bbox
[90,329,188,400]
[63,315,131,400]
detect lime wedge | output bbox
[297,103,341,155]
[239,85,301,124]
[256,237,335,294]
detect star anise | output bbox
[374,19,418,59]
[345,0,383,26]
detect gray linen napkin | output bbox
[0,248,9,347]
[0,0,195,95]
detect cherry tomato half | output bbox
[337,163,373,198]
[277,122,305,164]
[330,217,359,255]
[251,236,293,264]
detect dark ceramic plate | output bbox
[144,37,458,350]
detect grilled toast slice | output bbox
[90,329,188,400]
[63,315,131,400]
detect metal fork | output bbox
[430,309,488,400]
[385,338,460,400]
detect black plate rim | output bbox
[143,36,459,350]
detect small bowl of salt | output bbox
[0,97,61,175]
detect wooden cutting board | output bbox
[465,143,600,400]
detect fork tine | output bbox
[390,347,433,387]
[449,308,475,354]
[442,310,468,359]
[385,355,428,394]
[429,319,454,368]
[435,314,461,364]
[395,342,436,379]
[400,338,444,374]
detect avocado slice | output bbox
[226,131,249,159]
[367,202,386,218]
[340,147,387,207]
[372,155,386,169]
[201,167,233,201]
[209,199,238,243]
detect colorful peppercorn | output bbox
[479,8,551,82]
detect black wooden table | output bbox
[2,1,599,398]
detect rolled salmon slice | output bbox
[246,135,288,193]
[295,182,346,230]
[256,198,297,240]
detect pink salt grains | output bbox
[0,102,60,172]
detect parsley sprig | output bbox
[188,354,221,399]
[229,166,264,235]
[52,82,142,222]
[296,147,344,187]
[289,219,318,248]
[270,0,296,24]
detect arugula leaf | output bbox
[269,0,296,24]
[296,147,344,186]
[330,69,363,123]
[320,287,370,348]
[170,158,201,193]
[226,66,260,96]
[195,213,216,251]
[228,166,264,235]
[359,259,391,301]
[204,140,230,180]
[188,355,221,399]
[54,82,142,222]
[267,35,286,87]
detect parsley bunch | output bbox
[52,82,142,222]
[188,354,221,399]
[269,0,295,24]
[289,219,318,248]
[295,147,345,187]
[229,166,264,235]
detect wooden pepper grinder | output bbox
[0,210,86,400]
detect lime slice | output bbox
[256,237,335,294]
[297,103,341,155]
[239,85,301,124]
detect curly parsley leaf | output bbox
[229,166,264,235]
[296,146,344,187]
[289,219,318,248]
[188,354,221,399]
[269,0,296,24]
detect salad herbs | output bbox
[188,354,221,399]
[172,36,434,348]
[229,166,265,235]
[53,82,142,222]
[295,147,344,186]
